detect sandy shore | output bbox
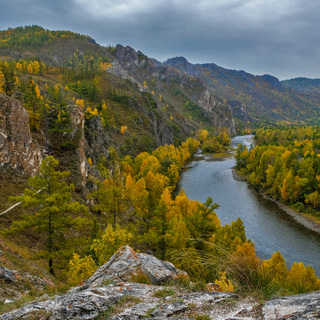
[232,169,320,235]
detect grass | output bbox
[153,288,175,298]
[102,278,116,286]
[142,307,157,318]
[0,294,37,314]
[94,306,114,320]
[194,314,211,320]
[130,271,152,285]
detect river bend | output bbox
[176,135,320,274]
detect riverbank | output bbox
[231,169,247,181]
[232,169,320,235]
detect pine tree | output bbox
[0,61,16,95]
[6,156,90,275]
[185,197,220,250]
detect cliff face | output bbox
[111,46,237,136]
[0,93,42,175]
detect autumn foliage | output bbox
[236,127,320,216]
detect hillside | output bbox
[164,58,320,128]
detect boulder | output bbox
[80,246,189,289]
[151,301,187,317]
[9,246,320,320]
[0,266,17,283]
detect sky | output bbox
[0,0,319,80]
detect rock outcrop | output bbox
[0,93,42,175]
[0,267,17,284]
[0,246,253,320]
[111,46,237,137]
[79,246,189,289]
[2,246,320,320]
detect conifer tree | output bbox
[6,156,90,275]
[0,61,16,95]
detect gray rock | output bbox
[151,301,186,317]
[0,283,153,320]
[111,302,158,320]
[4,299,13,304]
[281,300,320,319]
[144,318,192,320]
[80,246,189,289]
[262,290,320,320]
[181,291,236,305]
[0,266,17,283]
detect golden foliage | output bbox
[76,99,85,108]
[68,253,97,286]
[120,125,128,135]
[91,224,133,265]
[214,272,234,292]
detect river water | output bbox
[176,135,320,275]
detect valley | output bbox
[1,25,320,319]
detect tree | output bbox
[6,156,90,275]
[24,77,42,131]
[0,61,16,95]
[235,144,249,170]
[185,197,220,250]
[91,224,133,265]
[49,84,72,145]
[89,150,131,227]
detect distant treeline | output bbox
[236,126,320,216]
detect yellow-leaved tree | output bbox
[68,254,97,286]
[91,224,133,265]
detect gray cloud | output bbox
[0,0,320,79]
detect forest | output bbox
[3,128,320,299]
[236,126,320,217]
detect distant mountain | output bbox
[281,77,320,94]
[163,57,320,127]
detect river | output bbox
[176,135,320,275]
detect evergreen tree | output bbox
[185,197,220,250]
[0,61,16,95]
[6,156,90,275]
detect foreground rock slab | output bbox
[0,283,154,320]
[2,246,320,320]
[263,290,320,320]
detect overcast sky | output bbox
[0,0,319,80]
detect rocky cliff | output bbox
[110,45,237,136]
[0,93,42,175]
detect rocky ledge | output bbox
[1,246,320,320]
